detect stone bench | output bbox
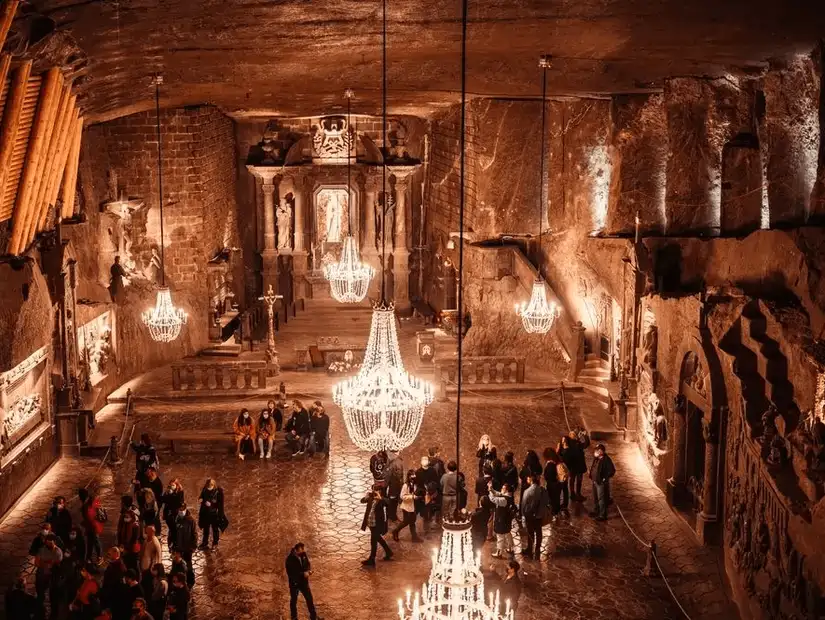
[156,430,314,457]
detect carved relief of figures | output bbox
[639,309,657,370]
[103,198,147,280]
[682,351,708,400]
[2,394,42,441]
[77,312,114,385]
[312,116,354,164]
[276,198,293,250]
[375,191,395,249]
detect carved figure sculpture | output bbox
[761,404,778,445]
[89,327,113,377]
[276,199,293,250]
[641,324,658,368]
[325,193,343,243]
[654,409,668,448]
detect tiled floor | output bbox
[0,391,737,620]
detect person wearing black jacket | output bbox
[309,402,330,457]
[501,452,519,500]
[45,496,73,544]
[162,479,185,549]
[415,457,438,534]
[138,467,164,533]
[517,450,542,510]
[285,542,318,620]
[285,400,311,456]
[560,433,588,501]
[589,443,616,521]
[121,569,144,620]
[198,479,225,549]
[166,572,190,620]
[265,398,284,431]
[130,433,158,490]
[370,451,389,487]
[360,487,393,566]
[476,434,492,477]
[543,448,561,516]
[5,578,37,620]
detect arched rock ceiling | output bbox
[25,0,825,123]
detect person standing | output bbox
[117,506,141,572]
[130,433,159,490]
[542,448,561,517]
[286,542,318,620]
[520,473,549,559]
[139,526,162,592]
[501,452,519,499]
[385,451,404,521]
[309,403,330,458]
[198,479,225,549]
[476,435,492,477]
[485,560,523,616]
[589,443,616,521]
[256,409,276,459]
[166,572,190,620]
[147,563,168,620]
[45,496,73,544]
[517,450,541,509]
[560,433,587,501]
[440,460,461,521]
[162,479,185,550]
[233,409,256,460]
[369,450,389,489]
[174,503,197,587]
[489,482,516,560]
[360,487,393,566]
[391,471,422,543]
[428,447,445,481]
[33,535,62,609]
[79,489,105,564]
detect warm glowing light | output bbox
[323,235,375,303]
[333,303,432,451]
[399,517,514,620]
[142,287,187,342]
[515,279,560,334]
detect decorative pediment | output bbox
[311,116,354,164]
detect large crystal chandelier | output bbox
[515,56,561,336]
[399,518,514,620]
[142,75,187,342]
[334,303,433,451]
[325,89,374,303]
[516,278,560,334]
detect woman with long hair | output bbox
[257,409,276,459]
[162,479,185,549]
[233,409,256,460]
[148,562,168,620]
[476,434,492,477]
[391,471,422,543]
[198,478,225,550]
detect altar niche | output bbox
[308,184,360,298]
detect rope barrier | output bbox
[557,384,692,620]
[440,381,561,403]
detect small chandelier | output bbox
[516,278,560,334]
[142,287,187,342]
[142,75,187,342]
[334,303,433,451]
[516,56,561,335]
[399,517,514,620]
[325,89,374,303]
[324,235,375,302]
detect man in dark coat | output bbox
[285,542,318,620]
[415,456,438,533]
[589,443,616,521]
[5,578,37,620]
[130,433,158,491]
[360,487,393,566]
[309,402,330,457]
[501,452,519,498]
[285,401,311,456]
[485,560,523,615]
[45,496,73,545]
[174,504,198,587]
[560,433,588,501]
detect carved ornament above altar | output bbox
[0,347,49,391]
[3,394,42,441]
[312,116,354,164]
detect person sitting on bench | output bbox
[232,409,256,461]
[285,400,311,457]
[257,409,276,459]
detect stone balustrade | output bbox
[434,356,526,400]
[171,361,268,391]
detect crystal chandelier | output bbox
[399,518,514,620]
[142,75,187,342]
[325,89,374,303]
[334,303,433,451]
[516,278,560,334]
[142,287,187,342]
[516,56,561,335]
[324,235,374,302]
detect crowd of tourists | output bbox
[6,431,229,620]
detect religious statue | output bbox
[375,191,395,249]
[88,327,113,377]
[654,409,668,448]
[761,404,778,445]
[640,323,658,369]
[143,246,162,282]
[618,363,630,400]
[767,434,787,467]
[325,192,343,243]
[109,256,128,300]
[276,199,293,250]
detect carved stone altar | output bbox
[0,346,50,461]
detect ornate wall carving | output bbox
[0,346,50,459]
[77,312,115,387]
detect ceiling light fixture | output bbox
[324,89,375,303]
[516,57,561,334]
[332,0,432,452]
[142,75,187,343]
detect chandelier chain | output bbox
[455,0,468,472]
[155,76,165,285]
[538,61,547,279]
[381,0,388,302]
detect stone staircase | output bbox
[576,354,611,408]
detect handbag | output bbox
[218,513,230,532]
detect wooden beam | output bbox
[0,58,28,195]
[0,54,10,97]
[60,116,82,219]
[9,66,61,255]
[32,84,71,234]
[0,0,19,52]
[45,96,77,214]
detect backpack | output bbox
[556,462,569,482]
[95,506,108,523]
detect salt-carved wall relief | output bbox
[0,346,50,458]
[77,312,115,387]
[311,116,354,164]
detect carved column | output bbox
[667,394,688,506]
[697,406,723,544]
[291,172,309,299]
[247,166,281,290]
[362,172,381,299]
[390,166,416,312]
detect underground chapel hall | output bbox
[1,0,825,619]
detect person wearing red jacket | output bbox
[78,489,105,564]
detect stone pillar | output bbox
[362,172,381,300]
[566,321,586,381]
[291,173,309,298]
[56,411,82,456]
[697,406,722,544]
[667,394,687,506]
[247,166,281,289]
[390,167,416,313]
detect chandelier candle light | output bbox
[333,0,432,452]
[142,75,187,343]
[515,56,561,334]
[398,518,514,620]
[324,89,375,302]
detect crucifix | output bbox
[259,284,283,373]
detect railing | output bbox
[434,356,525,400]
[171,361,268,391]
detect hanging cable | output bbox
[537,59,547,279]
[455,0,468,471]
[155,75,165,286]
[345,89,353,235]
[380,0,388,303]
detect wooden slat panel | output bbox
[45,96,77,216]
[60,117,82,219]
[0,0,19,52]
[31,84,70,235]
[0,54,11,114]
[9,67,61,255]
[0,66,36,222]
